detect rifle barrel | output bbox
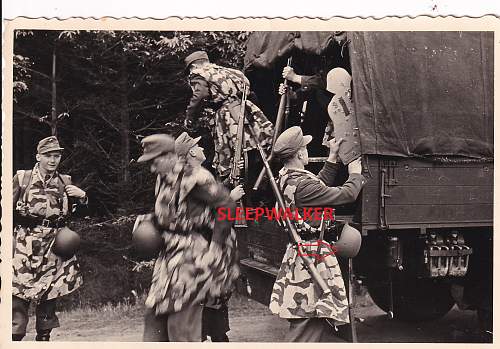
[247,126,332,295]
[253,57,293,191]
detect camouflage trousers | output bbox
[145,229,240,315]
[209,99,274,177]
[269,241,349,325]
[12,225,83,301]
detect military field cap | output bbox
[37,136,64,154]
[175,132,202,157]
[274,126,313,159]
[138,134,176,163]
[184,51,209,70]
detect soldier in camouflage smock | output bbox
[184,51,274,177]
[12,136,87,341]
[270,126,365,342]
[137,133,239,342]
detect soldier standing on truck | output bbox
[12,136,88,341]
[138,132,239,342]
[269,126,366,342]
[279,67,354,150]
[183,50,274,179]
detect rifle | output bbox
[230,85,249,227]
[253,57,293,191]
[247,125,333,298]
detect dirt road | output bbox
[22,293,487,343]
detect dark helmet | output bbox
[52,227,81,260]
[334,223,362,258]
[132,219,162,259]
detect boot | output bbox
[35,329,51,341]
[12,334,25,341]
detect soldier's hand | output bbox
[65,185,86,198]
[237,159,244,170]
[278,83,288,96]
[327,137,344,162]
[184,117,194,129]
[348,157,363,175]
[230,185,245,201]
[283,66,300,83]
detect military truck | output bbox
[237,31,493,322]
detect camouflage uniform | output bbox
[12,164,83,337]
[269,161,365,341]
[143,163,239,341]
[186,63,274,177]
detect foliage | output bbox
[13,30,249,215]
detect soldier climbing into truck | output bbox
[237,31,493,342]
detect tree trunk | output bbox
[118,54,131,212]
[51,46,57,136]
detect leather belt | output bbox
[15,215,67,229]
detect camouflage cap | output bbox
[175,132,201,157]
[184,51,209,70]
[37,136,64,154]
[138,134,176,163]
[274,126,312,159]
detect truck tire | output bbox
[366,277,455,321]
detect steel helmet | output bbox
[132,218,162,258]
[326,68,351,95]
[52,227,80,260]
[334,223,362,258]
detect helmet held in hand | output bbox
[132,219,162,259]
[334,223,362,258]
[52,227,81,260]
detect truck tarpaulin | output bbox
[244,32,336,71]
[349,32,493,159]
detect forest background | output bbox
[12,30,250,307]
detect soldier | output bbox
[138,133,239,342]
[280,67,355,154]
[280,32,349,93]
[202,183,245,342]
[12,136,87,341]
[183,50,274,179]
[268,126,366,342]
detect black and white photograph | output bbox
[1,19,496,344]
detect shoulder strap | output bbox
[17,170,32,203]
[57,174,72,195]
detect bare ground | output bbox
[22,292,486,343]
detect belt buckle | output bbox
[42,219,51,228]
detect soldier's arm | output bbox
[300,73,326,90]
[63,176,88,206]
[190,181,236,244]
[295,173,366,207]
[63,178,89,218]
[186,76,210,120]
[317,161,342,187]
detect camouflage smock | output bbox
[187,63,274,177]
[269,167,349,325]
[12,165,83,301]
[144,164,240,315]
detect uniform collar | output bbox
[33,163,58,184]
[279,166,317,178]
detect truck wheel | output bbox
[366,277,455,321]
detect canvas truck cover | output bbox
[244,31,493,160]
[244,31,336,71]
[350,32,493,159]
